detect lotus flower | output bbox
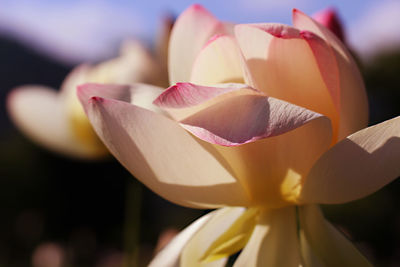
[78,5,399,266]
[7,30,171,159]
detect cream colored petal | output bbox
[168,4,229,84]
[149,212,213,267]
[7,86,105,159]
[181,207,245,267]
[234,206,303,267]
[293,9,369,139]
[299,205,372,267]
[235,23,340,141]
[214,113,332,208]
[79,85,250,208]
[190,35,244,85]
[300,116,400,204]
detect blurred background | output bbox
[0,0,399,266]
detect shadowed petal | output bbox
[299,205,372,266]
[300,116,400,204]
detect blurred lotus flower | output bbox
[78,4,400,266]
[32,242,65,267]
[7,23,171,159]
[312,7,345,43]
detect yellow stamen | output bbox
[200,207,260,262]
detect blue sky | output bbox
[0,0,399,64]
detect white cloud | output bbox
[0,0,147,65]
[348,0,400,59]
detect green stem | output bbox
[123,178,142,267]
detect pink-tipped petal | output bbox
[168,4,230,84]
[234,207,302,267]
[7,86,103,159]
[149,212,214,267]
[190,35,244,85]
[300,116,400,204]
[293,9,369,139]
[235,23,339,140]
[80,93,249,208]
[180,92,329,147]
[299,205,372,266]
[312,8,345,42]
[181,208,244,267]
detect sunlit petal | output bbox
[79,85,250,208]
[235,23,339,140]
[300,116,400,204]
[190,35,244,85]
[293,9,368,138]
[169,4,230,84]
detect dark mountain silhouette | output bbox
[0,35,70,132]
